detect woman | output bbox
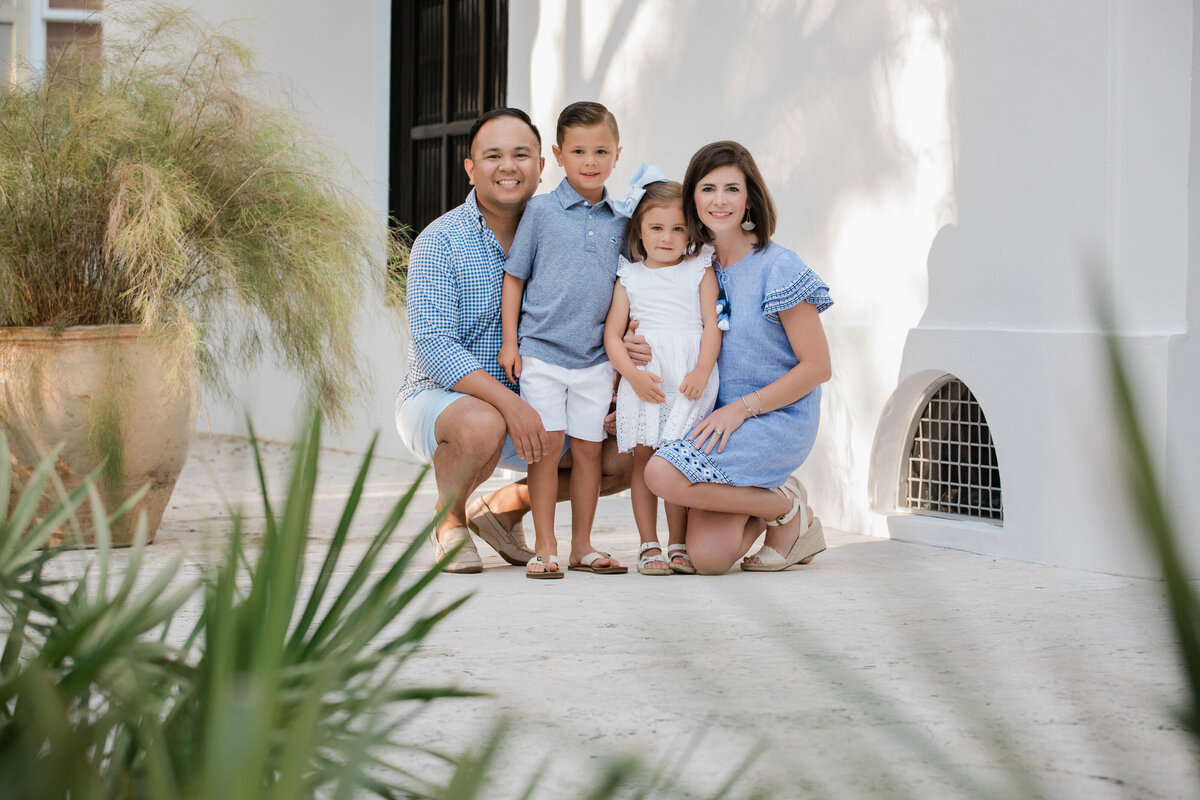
[644,141,833,575]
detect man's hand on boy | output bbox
[624,319,652,366]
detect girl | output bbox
[644,141,832,575]
[604,179,722,576]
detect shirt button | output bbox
[588,231,594,236]
[584,201,591,207]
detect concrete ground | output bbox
[139,434,1198,799]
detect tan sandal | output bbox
[526,554,564,580]
[766,475,806,527]
[740,517,825,571]
[743,476,826,571]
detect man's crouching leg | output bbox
[429,396,508,572]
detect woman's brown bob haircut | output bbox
[682,140,777,252]
[624,180,697,263]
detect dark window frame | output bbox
[390,0,507,233]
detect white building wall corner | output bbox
[861,1,1194,577]
[505,0,1198,575]
[1162,0,1200,578]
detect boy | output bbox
[499,101,628,579]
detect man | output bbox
[396,108,632,573]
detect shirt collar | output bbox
[465,188,485,227]
[463,189,504,253]
[553,177,610,211]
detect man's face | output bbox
[465,116,544,213]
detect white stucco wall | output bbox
[180,0,1197,575]
[181,0,407,456]
[510,0,1197,575]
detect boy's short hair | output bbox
[623,180,698,263]
[555,101,619,145]
[682,140,777,252]
[467,107,542,158]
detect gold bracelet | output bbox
[741,394,759,418]
[754,390,764,415]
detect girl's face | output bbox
[693,165,749,237]
[638,203,688,268]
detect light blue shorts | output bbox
[395,387,566,471]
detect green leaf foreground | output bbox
[0,411,478,799]
[5,320,1196,798]
[1101,321,1200,738]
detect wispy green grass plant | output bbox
[0,1,406,418]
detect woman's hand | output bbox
[688,401,750,455]
[623,319,653,366]
[679,367,710,401]
[498,341,521,385]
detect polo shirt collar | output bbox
[553,177,610,211]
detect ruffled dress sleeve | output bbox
[688,243,715,284]
[761,247,833,323]
[616,253,636,290]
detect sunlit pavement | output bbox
[138,434,1199,799]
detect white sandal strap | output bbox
[527,554,559,566]
[665,543,688,554]
[766,476,808,527]
[638,542,665,555]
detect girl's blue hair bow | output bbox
[611,163,668,219]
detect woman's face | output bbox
[693,165,749,236]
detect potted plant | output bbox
[0,3,399,544]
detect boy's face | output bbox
[551,123,621,204]
[465,116,544,215]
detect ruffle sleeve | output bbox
[616,253,637,290]
[761,248,833,323]
[689,243,715,285]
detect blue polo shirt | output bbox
[504,178,626,369]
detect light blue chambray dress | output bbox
[653,240,832,488]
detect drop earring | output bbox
[740,209,756,231]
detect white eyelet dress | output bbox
[614,244,720,452]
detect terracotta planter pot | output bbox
[0,325,198,546]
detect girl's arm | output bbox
[499,273,525,385]
[689,301,830,454]
[604,283,665,404]
[679,267,723,400]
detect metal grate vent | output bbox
[905,378,1003,522]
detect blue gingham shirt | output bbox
[398,190,517,402]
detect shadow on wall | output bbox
[527,1,957,534]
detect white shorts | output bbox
[519,355,613,442]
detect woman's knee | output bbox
[643,457,684,500]
[688,545,737,575]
